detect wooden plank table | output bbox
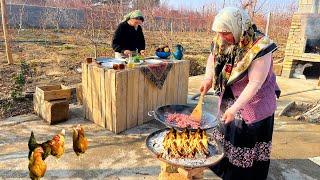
[82,60,190,133]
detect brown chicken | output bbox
[28,147,47,180]
[49,129,65,159]
[73,124,88,156]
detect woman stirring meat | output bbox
[199,7,280,180]
[112,10,146,58]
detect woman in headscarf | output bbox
[199,7,280,180]
[112,10,146,58]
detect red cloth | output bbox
[140,62,173,89]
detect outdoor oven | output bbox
[282,0,320,79]
[305,39,320,54]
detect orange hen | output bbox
[49,129,65,159]
[28,147,47,180]
[73,124,88,156]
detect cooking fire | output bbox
[162,128,209,158]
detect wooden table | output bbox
[82,60,190,133]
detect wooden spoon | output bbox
[190,92,205,122]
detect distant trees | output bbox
[240,0,269,18]
[91,0,160,8]
[133,0,160,8]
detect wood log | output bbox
[113,70,127,133]
[105,70,113,131]
[91,66,103,127]
[87,65,94,121]
[137,72,145,125]
[126,69,139,129]
[82,63,88,119]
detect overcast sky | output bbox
[161,0,297,13]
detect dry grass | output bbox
[0,26,289,118]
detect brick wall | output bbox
[282,13,320,77]
[299,0,320,14]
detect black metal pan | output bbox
[145,128,224,168]
[148,104,218,131]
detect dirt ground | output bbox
[0,29,287,119]
[0,29,213,99]
[0,75,319,179]
[270,116,320,180]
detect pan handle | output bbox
[148,111,155,117]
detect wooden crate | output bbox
[82,60,190,133]
[159,162,204,180]
[42,100,69,124]
[34,84,71,124]
[35,85,71,101]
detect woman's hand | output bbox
[140,50,146,56]
[199,79,213,94]
[222,109,235,124]
[123,50,132,56]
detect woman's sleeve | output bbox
[205,52,215,81]
[112,24,123,53]
[228,53,272,115]
[138,26,145,52]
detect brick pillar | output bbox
[282,58,296,77]
[282,14,304,78]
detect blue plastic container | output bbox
[155,51,171,59]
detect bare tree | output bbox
[240,0,268,18]
[133,0,160,9]
[17,0,27,34]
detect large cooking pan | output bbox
[149,104,219,131]
[145,128,224,168]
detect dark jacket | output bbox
[112,21,145,53]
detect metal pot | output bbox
[148,104,219,131]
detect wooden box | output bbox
[82,60,190,133]
[35,85,71,101]
[159,162,204,180]
[42,100,69,124]
[34,84,71,124]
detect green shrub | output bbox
[11,61,31,99]
[184,54,208,76]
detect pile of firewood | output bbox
[279,100,320,123]
[295,101,320,123]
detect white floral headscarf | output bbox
[212,7,251,43]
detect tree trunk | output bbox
[1,0,13,64]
